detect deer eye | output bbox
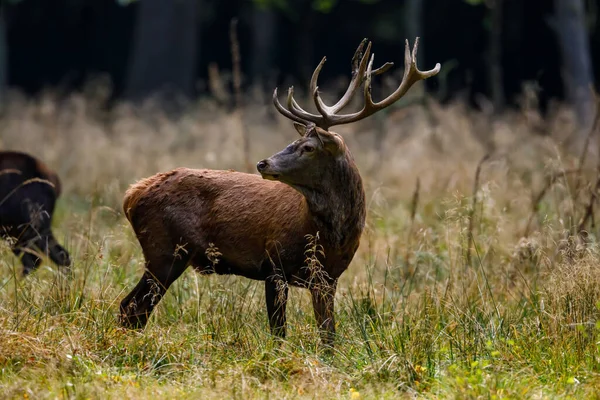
[302,145,315,153]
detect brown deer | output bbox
[0,151,71,275]
[120,38,440,345]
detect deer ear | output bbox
[314,128,345,155]
[293,122,308,136]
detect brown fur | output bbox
[123,168,315,279]
[122,172,166,223]
[119,128,366,347]
[118,35,440,344]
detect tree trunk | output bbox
[250,6,277,92]
[552,0,595,137]
[125,0,199,105]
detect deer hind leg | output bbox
[12,246,42,276]
[120,250,191,329]
[265,275,289,338]
[12,228,44,276]
[310,279,338,348]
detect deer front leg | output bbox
[43,232,71,269]
[265,276,288,338]
[310,279,337,348]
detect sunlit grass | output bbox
[1,91,600,398]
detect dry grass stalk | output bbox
[403,177,420,273]
[523,168,578,238]
[466,153,490,267]
[574,90,600,237]
[207,63,229,106]
[229,18,251,172]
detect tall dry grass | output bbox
[1,86,600,398]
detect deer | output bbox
[0,151,71,276]
[119,38,440,346]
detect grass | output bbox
[1,89,600,398]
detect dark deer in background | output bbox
[0,151,71,275]
[120,38,440,345]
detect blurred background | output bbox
[2,0,598,116]
[1,0,599,203]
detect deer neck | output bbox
[297,152,366,250]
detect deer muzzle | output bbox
[257,159,280,180]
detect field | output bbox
[1,88,600,399]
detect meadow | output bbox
[1,85,600,399]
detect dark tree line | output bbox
[1,0,599,125]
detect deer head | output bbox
[257,37,441,188]
[257,124,345,188]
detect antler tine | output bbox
[273,67,327,126]
[323,37,441,127]
[375,37,441,109]
[325,40,373,114]
[371,62,394,76]
[363,53,376,111]
[372,37,441,107]
[287,86,322,122]
[273,87,312,125]
[314,40,394,118]
[321,52,377,128]
[351,39,368,75]
[310,40,369,120]
[273,37,440,130]
[309,56,327,105]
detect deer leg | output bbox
[29,231,71,274]
[11,225,43,276]
[265,276,288,338]
[44,232,71,268]
[12,247,42,276]
[310,279,337,348]
[120,254,190,329]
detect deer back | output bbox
[124,168,316,272]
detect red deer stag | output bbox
[120,38,440,345]
[0,151,71,276]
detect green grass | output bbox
[1,94,600,398]
[2,185,600,399]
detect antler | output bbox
[273,37,441,131]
